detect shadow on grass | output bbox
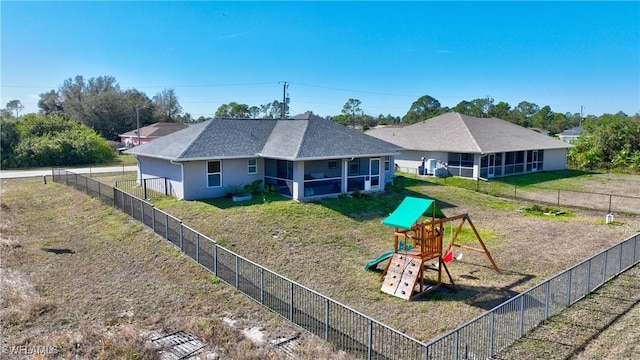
[190,175,456,221]
[193,192,291,209]
[317,176,456,222]
[493,170,596,187]
[41,248,75,255]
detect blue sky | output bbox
[2,1,639,119]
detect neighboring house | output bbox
[557,126,582,143]
[119,122,188,147]
[125,114,400,201]
[366,112,573,179]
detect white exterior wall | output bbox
[181,158,264,200]
[137,156,184,199]
[393,150,448,172]
[542,148,568,171]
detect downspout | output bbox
[133,155,142,185]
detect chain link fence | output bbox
[52,169,640,359]
[396,167,640,215]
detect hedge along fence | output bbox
[52,169,640,360]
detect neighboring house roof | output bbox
[366,112,573,153]
[557,126,582,136]
[125,114,401,161]
[119,122,188,138]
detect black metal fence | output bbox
[52,169,640,360]
[115,177,172,200]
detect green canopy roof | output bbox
[381,196,445,230]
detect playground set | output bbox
[366,196,500,300]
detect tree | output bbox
[249,106,261,119]
[263,100,287,118]
[452,100,481,117]
[152,88,183,122]
[568,113,640,170]
[0,108,15,121]
[489,101,512,120]
[3,113,114,168]
[6,100,24,118]
[472,97,494,117]
[511,101,540,127]
[341,98,362,128]
[0,119,20,162]
[38,90,63,115]
[215,102,250,118]
[402,95,443,124]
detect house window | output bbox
[248,158,257,174]
[207,160,222,187]
[384,156,390,171]
[328,160,338,169]
[348,159,360,176]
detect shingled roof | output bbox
[366,112,572,153]
[120,122,188,138]
[125,114,400,161]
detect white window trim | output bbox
[207,160,222,188]
[248,158,257,175]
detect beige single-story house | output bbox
[366,112,573,179]
[119,122,188,147]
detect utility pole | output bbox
[136,104,146,146]
[580,105,584,128]
[281,81,289,119]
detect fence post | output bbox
[586,260,591,294]
[544,281,550,318]
[519,295,525,337]
[602,250,608,283]
[165,178,169,196]
[618,243,623,274]
[325,299,330,341]
[144,179,148,200]
[196,233,200,263]
[165,214,169,240]
[260,268,264,305]
[608,194,612,213]
[367,320,373,360]
[454,330,459,360]
[557,189,560,206]
[567,269,573,306]
[289,282,294,321]
[179,224,183,251]
[488,311,495,358]
[214,244,218,276]
[235,255,239,288]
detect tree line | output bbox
[1,76,638,171]
[1,113,114,168]
[4,75,188,141]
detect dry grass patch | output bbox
[149,175,640,342]
[0,178,351,359]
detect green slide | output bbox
[364,243,413,271]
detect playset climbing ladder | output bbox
[379,196,500,300]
